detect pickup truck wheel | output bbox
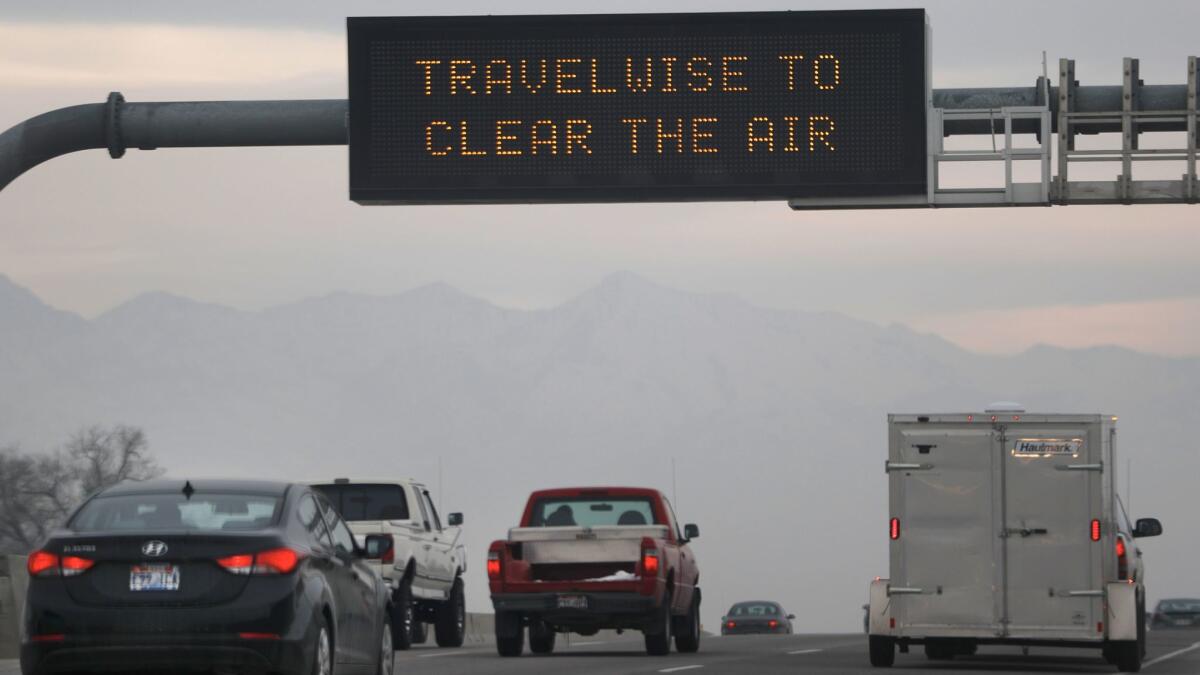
[495,612,524,657]
[674,592,701,653]
[868,636,895,668]
[528,621,556,654]
[434,577,466,647]
[410,617,427,645]
[1112,640,1142,673]
[644,590,673,656]
[390,580,415,651]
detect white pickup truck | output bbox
[313,478,467,650]
[868,411,1163,672]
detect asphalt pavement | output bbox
[2,629,1197,674]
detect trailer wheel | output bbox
[869,636,895,667]
[1112,641,1141,673]
[924,640,955,661]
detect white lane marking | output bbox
[788,648,824,655]
[659,666,704,673]
[1145,641,1200,669]
[569,640,608,646]
[416,651,467,658]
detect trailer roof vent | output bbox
[985,402,1025,413]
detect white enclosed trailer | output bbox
[868,412,1162,672]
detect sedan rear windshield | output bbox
[530,497,657,528]
[313,484,410,522]
[1160,600,1200,613]
[730,603,780,617]
[71,493,282,532]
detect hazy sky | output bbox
[1,0,1198,356]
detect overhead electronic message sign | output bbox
[348,10,927,204]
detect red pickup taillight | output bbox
[487,550,502,580]
[641,547,660,576]
[27,551,94,578]
[217,548,302,575]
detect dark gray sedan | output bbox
[1150,598,1200,629]
[721,601,794,635]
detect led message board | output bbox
[348,10,927,204]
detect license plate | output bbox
[130,563,180,591]
[557,595,588,610]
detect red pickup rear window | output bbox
[530,498,656,528]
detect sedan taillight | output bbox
[27,551,95,578]
[217,548,302,575]
[27,551,59,577]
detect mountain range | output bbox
[2,271,1196,631]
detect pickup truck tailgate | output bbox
[508,525,667,582]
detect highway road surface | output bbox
[2,630,1198,674]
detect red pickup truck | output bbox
[487,487,702,656]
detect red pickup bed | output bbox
[487,487,702,656]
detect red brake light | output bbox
[217,554,255,575]
[642,548,660,576]
[1091,519,1102,542]
[726,621,736,629]
[217,549,301,575]
[890,518,900,541]
[27,551,59,577]
[487,551,502,580]
[60,555,95,577]
[30,634,65,643]
[255,548,301,574]
[239,632,281,640]
[768,619,778,628]
[1116,537,1129,580]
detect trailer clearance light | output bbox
[487,551,502,580]
[890,518,901,540]
[1091,519,1102,542]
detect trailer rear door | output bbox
[891,424,1002,634]
[1002,424,1102,638]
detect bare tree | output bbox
[66,425,162,497]
[0,426,164,554]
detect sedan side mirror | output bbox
[684,523,700,540]
[447,512,464,527]
[787,614,796,620]
[1133,517,1163,538]
[363,534,394,560]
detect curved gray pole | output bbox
[0,87,1193,193]
[0,93,347,193]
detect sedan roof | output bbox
[100,479,293,497]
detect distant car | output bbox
[721,601,794,635]
[1150,598,1200,629]
[21,479,396,675]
